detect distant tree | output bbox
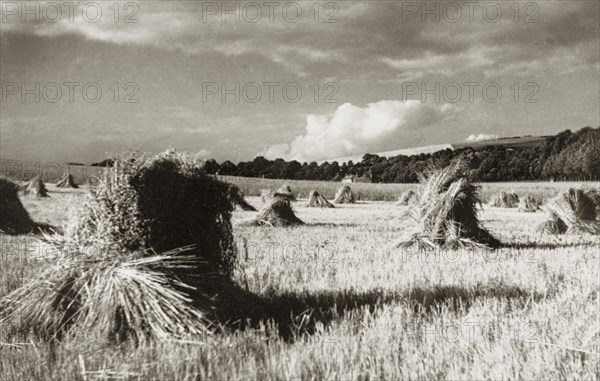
[219,160,237,175]
[251,156,270,177]
[202,159,220,175]
[325,161,340,180]
[211,127,599,182]
[306,162,320,180]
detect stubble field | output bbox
[1,183,599,380]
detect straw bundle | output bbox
[488,192,519,208]
[1,150,238,343]
[260,189,274,204]
[394,162,500,250]
[55,173,79,188]
[23,176,49,198]
[73,150,237,278]
[277,184,293,195]
[307,190,334,208]
[0,243,209,343]
[396,190,416,206]
[536,215,567,235]
[240,193,304,227]
[333,185,355,204]
[537,189,600,234]
[228,185,256,211]
[584,188,600,218]
[0,177,36,234]
[517,195,539,212]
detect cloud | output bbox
[260,100,456,162]
[2,1,599,164]
[3,1,597,79]
[194,149,212,160]
[0,2,347,77]
[381,48,495,80]
[466,134,499,142]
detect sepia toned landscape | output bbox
[1,1,599,380]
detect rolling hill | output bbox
[320,135,550,164]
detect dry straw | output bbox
[488,191,519,208]
[227,184,256,211]
[277,184,293,196]
[23,176,49,198]
[0,244,210,343]
[55,173,79,188]
[584,188,600,218]
[0,177,36,234]
[240,193,304,227]
[333,185,355,204]
[518,195,539,212]
[536,188,600,235]
[71,150,237,278]
[307,190,334,208]
[260,189,274,204]
[396,189,416,206]
[394,162,501,250]
[0,150,238,343]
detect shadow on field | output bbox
[303,222,362,228]
[502,242,598,250]
[405,284,547,314]
[209,281,546,342]
[32,223,60,235]
[236,222,362,228]
[0,222,58,236]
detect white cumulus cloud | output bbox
[465,134,499,142]
[259,100,456,162]
[194,149,212,160]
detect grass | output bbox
[1,182,599,379]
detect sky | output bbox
[1,0,599,163]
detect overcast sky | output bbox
[1,1,598,163]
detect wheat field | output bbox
[1,183,599,380]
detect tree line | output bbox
[203,127,599,183]
[95,127,600,183]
